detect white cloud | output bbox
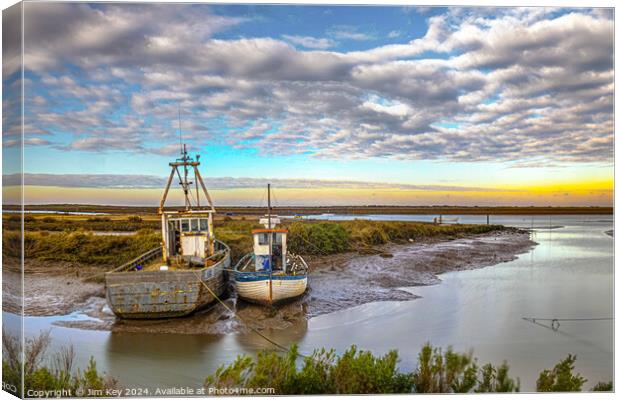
[328,26,375,41]
[282,35,337,49]
[16,4,613,165]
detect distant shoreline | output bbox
[1,204,613,215]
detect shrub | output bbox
[205,344,411,395]
[2,330,120,397]
[206,343,521,395]
[536,354,587,392]
[287,222,350,255]
[412,343,518,393]
[591,381,612,391]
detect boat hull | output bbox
[234,273,307,305]
[105,253,230,319]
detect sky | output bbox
[1,3,614,206]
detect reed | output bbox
[205,343,612,394]
[3,229,161,266]
[2,330,119,398]
[287,220,506,255]
[3,218,507,266]
[2,214,159,232]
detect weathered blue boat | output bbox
[105,146,231,319]
[233,184,308,305]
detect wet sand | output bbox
[2,258,105,316]
[5,229,535,334]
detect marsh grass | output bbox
[2,330,120,397]
[287,220,506,255]
[4,217,506,266]
[3,229,161,266]
[3,214,159,232]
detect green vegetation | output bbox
[205,345,413,394]
[206,344,612,395]
[287,222,350,255]
[287,220,506,255]
[214,218,506,260]
[213,219,263,262]
[412,344,518,393]
[536,354,587,392]
[3,215,508,265]
[2,330,119,398]
[3,214,159,232]
[3,229,161,266]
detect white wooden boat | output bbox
[233,185,308,305]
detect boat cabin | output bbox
[251,216,287,272]
[161,210,215,264]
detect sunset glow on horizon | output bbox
[3,178,612,207]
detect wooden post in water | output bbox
[487,214,489,225]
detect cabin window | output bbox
[191,219,199,232]
[181,219,190,232]
[200,219,209,231]
[257,232,283,245]
[258,233,269,245]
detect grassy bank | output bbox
[3,230,161,266]
[214,218,507,260]
[3,214,160,232]
[3,218,507,266]
[287,220,505,255]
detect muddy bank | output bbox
[10,228,535,334]
[304,228,535,317]
[2,258,105,316]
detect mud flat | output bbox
[8,228,535,334]
[2,259,104,316]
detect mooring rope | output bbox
[189,268,315,358]
[522,317,613,331]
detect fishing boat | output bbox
[233,184,308,305]
[105,145,231,319]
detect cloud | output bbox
[16,4,613,166]
[282,35,337,49]
[328,25,375,41]
[7,173,507,192]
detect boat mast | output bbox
[158,109,216,214]
[268,183,273,304]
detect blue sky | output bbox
[1,4,613,205]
